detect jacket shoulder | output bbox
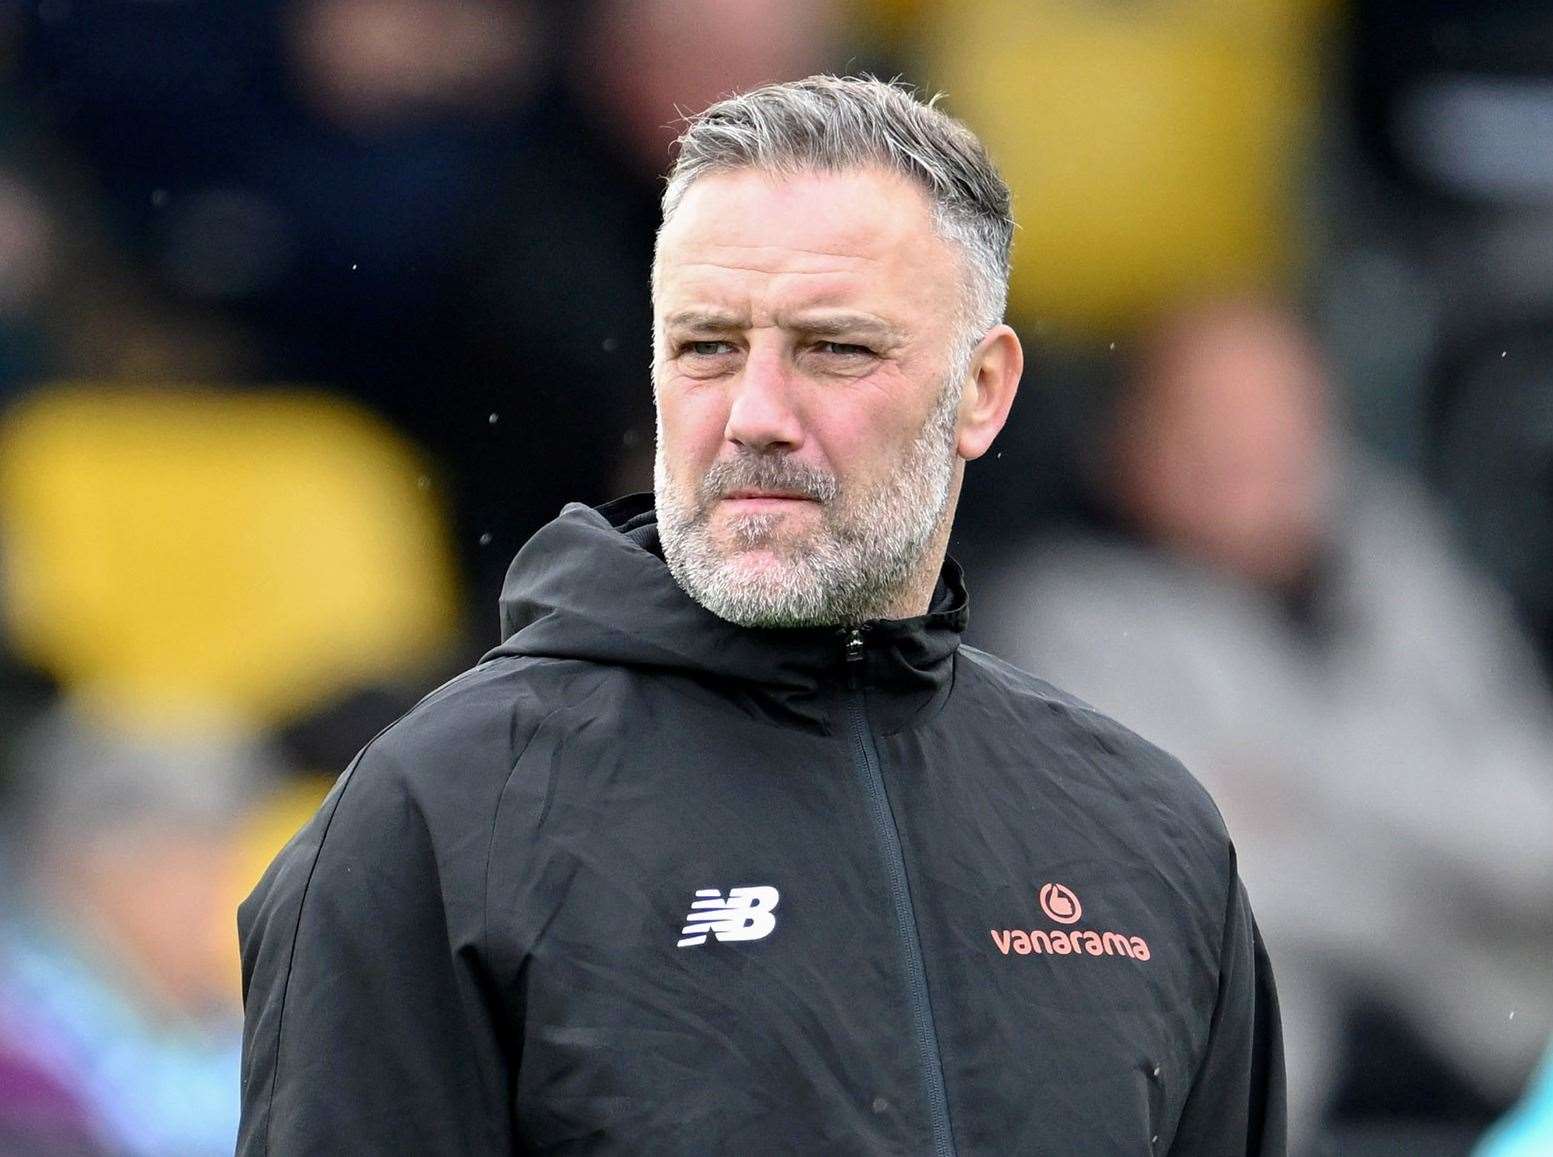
[236,656,558,1154]
[956,644,1232,848]
[339,651,617,805]
[239,653,596,945]
[957,643,1101,714]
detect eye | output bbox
[684,340,736,357]
[816,341,874,358]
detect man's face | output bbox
[652,166,968,627]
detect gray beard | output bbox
[655,377,960,628]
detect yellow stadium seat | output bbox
[921,0,1332,335]
[0,384,461,725]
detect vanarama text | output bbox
[990,927,1151,961]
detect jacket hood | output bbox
[485,493,967,732]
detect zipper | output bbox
[840,627,956,1157]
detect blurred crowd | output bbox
[0,2,1550,1154]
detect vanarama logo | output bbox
[1039,882,1082,924]
[992,883,1151,962]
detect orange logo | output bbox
[990,882,1152,963]
[1039,883,1082,924]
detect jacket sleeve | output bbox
[1170,872,1287,1156]
[236,740,513,1155]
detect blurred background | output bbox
[0,1,1550,1153]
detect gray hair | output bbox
[659,74,1013,362]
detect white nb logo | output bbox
[676,886,780,948]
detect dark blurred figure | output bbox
[447,0,852,608]
[0,161,54,392]
[19,0,542,362]
[980,298,1553,1154]
[0,701,280,1156]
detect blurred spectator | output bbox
[0,700,281,1156]
[569,0,843,174]
[286,0,539,132]
[446,0,855,607]
[980,298,1553,1152]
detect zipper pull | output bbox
[842,626,867,688]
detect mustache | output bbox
[697,454,840,507]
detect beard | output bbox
[655,375,961,628]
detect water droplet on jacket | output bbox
[479,533,492,546]
[488,412,499,424]
[870,1096,889,1113]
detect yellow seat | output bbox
[921,0,1333,334]
[0,385,461,725]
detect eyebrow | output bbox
[663,309,746,332]
[662,309,904,345]
[790,314,903,344]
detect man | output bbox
[238,76,1285,1154]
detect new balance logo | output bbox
[676,886,780,948]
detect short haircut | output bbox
[659,74,1013,359]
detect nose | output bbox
[723,348,804,454]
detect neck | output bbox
[873,506,956,622]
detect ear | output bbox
[956,324,1023,461]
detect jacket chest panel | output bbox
[872,725,1221,1151]
[493,704,935,1152]
[921,863,1209,1151]
[488,686,1222,1154]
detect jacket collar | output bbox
[486,494,965,734]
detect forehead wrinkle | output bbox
[659,268,902,324]
[667,255,882,279]
[693,242,882,256]
[659,233,888,271]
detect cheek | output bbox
[655,388,726,469]
[813,404,909,479]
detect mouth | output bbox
[719,490,818,511]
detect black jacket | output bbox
[238,495,1285,1155]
